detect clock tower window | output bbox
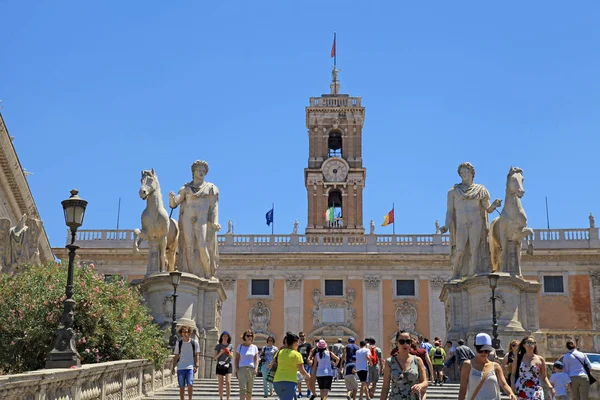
[327,190,343,228]
[328,131,342,158]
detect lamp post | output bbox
[46,189,88,368]
[168,271,182,350]
[488,273,504,357]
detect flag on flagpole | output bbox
[324,207,335,222]
[265,208,274,226]
[381,209,395,227]
[330,34,336,58]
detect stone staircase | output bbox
[144,377,471,399]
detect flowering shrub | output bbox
[0,262,170,374]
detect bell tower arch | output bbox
[304,68,366,234]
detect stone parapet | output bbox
[0,356,175,400]
[67,227,600,253]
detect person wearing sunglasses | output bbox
[511,336,554,399]
[235,329,259,400]
[501,340,519,388]
[379,330,427,400]
[458,333,516,400]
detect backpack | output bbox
[369,346,379,365]
[433,347,444,360]
[177,339,197,362]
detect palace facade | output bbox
[48,75,600,358]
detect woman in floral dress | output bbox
[379,330,427,400]
[510,336,555,399]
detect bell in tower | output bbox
[304,66,366,235]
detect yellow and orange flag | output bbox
[381,209,395,227]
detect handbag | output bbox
[574,353,597,385]
[266,350,280,383]
[216,359,231,374]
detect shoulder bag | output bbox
[574,353,597,385]
[470,361,495,400]
[266,350,280,383]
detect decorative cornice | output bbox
[429,276,451,289]
[590,270,600,286]
[219,275,237,290]
[285,275,303,290]
[364,275,381,289]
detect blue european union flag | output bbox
[265,208,274,226]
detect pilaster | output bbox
[363,275,382,346]
[284,275,303,334]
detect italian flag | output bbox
[324,207,335,222]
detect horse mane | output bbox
[507,167,523,179]
[141,169,162,193]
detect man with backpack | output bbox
[171,326,200,400]
[367,337,383,398]
[429,340,446,385]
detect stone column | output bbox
[363,276,382,346]
[284,276,303,334]
[590,271,600,330]
[429,277,449,340]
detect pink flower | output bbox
[85,348,90,353]
[10,341,15,345]
[135,325,142,333]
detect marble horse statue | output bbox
[134,169,179,274]
[490,167,534,275]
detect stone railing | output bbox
[308,96,362,107]
[541,330,600,359]
[67,227,600,253]
[0,357,174,400]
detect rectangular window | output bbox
[543,276,564,293]
[251,279,270,296]
[325,280,344,296]
[396,279,416,296]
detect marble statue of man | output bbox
[590,213,595,229]
[169,160,221,278]
[440,162,501,278]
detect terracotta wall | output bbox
[301,278,364,340]
[529,274,593,330]
[347,279,364,339]
[380,279,431,356]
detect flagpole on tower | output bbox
[333,32,337,68]
[272,202,274,235]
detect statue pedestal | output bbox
[139,272,226,378]
[440,274,541,347]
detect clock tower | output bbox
[305,68,366,234]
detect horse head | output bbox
[506,166,525,198]
[139,168,159,200]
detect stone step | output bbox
[144,378,476,400]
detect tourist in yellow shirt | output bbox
[271,332,311,400]
[429,341,447,386]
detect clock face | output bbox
[322,158,349,182]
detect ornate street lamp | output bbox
[168,270,182,350]
[488,273,504,357]
[46,189,88,368]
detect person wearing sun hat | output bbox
[458,333,516,400]
[312,339,339,400]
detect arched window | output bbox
[326,190,343,228]
[328,131,342,158]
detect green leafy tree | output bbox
[0,262,170,374]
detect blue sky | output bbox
[1,1,599,248]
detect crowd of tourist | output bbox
[170,325,596,400]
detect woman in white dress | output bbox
[458,333,516,400]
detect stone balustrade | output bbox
[308,96,361,107]
[0,357,174,400]
[68,227,600,253]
